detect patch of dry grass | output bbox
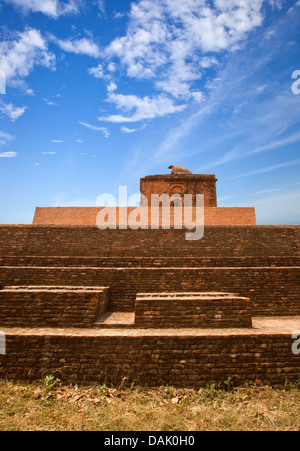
[0,378,299,431]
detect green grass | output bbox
[0,378,299,431]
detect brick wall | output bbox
[1,266,299,316]
[0,225,298,317]
[32,207,256,226]
[0,287,109,328]
[0,225,298,257]
[1,256,299,267]
[140,174,218,207]
[0,331,298,387]
[135,293,252,328]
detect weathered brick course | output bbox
[0,330,298,387]
[1,256,299,267]
[0,287,109,328]
[0,266,299,316]
[0,225,299,257]
[32,206,256,226]
[135,293,252,328]
[140,174,218,207]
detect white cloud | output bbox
[107,81,117,93]
[99,92,187,123]
[52,37,101,58]
[113,11,126,20]
[52,140,63,143]
[3,0,82,18]
[25,88,35,95]
[0,102,26,121]
[0,28,55,87]
[4,0,58,16]
[121,126,138,134]
[88,64,105,78]
[79,121,110,138]
[95,0,281,123]
[0,151,18,158]
[88,63,117,80]
[42,152,57,154]
[103,0,269,93]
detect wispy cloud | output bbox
[97,0,106,16]
[246,131,300,156]
[0,131,14,146]
[232,159,300,179]
[0,151,18,158]
[121,126,138,134]
[52,139,63,143]
[202,90,300,170]
[43,97,59,106]
[255,182,300,195]
[79,121,110,138]
[51,36,101,58]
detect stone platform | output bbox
[135,292,252,328]
[0,285,110,328]
[0,317,298,387]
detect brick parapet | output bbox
[0,225,299,257]
[32,206,256,226]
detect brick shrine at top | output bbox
[33,166,256,226]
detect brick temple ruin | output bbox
[0,166,299,387]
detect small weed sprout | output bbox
[43,375,60,392]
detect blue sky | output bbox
[0,0,299,224]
